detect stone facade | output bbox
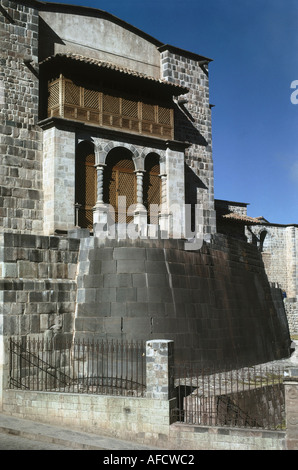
[0,232,79,339]
[0,1,292,380]
[0,0,43,233]
[247,224,298,336]
[0,1,295,450]
[0,0,215,238]
[160,47,216,237]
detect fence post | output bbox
[284,368,298,450]
[146,340,175,400]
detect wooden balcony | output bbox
[47,76,174,140]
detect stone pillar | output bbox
[284,369,298,450]
[133,171,147,234]
[158,173,170,236]
[165,147,185,239]
[42,126,76,235]
[93,164,111,233]
[95,164,105,204]
[146,339,175,400]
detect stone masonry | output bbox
[0,1,292,392]
[3,339,298,450]
[0,232,80,340]
[284,370,298,450]
[247,224,298,335]
[74,233,290,367]
[0,0,43,233]
[160,47,216,238]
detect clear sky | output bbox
[46,0,298,224]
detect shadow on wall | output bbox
[174,103,209,146]
[38,17,66,61]
[185,164,208,232]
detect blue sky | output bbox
[48,0,298,224]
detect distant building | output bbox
[247,221,298,336]
[215,200,298,336]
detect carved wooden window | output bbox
[75,142,96,229]
[47,76,174,139]
[103,151,136,223]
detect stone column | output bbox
[284,369,298,450]
[93,164,110,235]
[146,339,177,425]
[165,147,186,239]
[42,127,76,235]
[158,173,170,236]
[146,339,175,400]
[133,170,147,234]
[95,164,105,204]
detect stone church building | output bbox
[1,0,216,238]
[0,0,292,375]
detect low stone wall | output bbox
[2,340,294,450]
[169,424,285,450]
[2,390,285,450]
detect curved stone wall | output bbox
[74,234,291,368]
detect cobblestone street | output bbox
[0,431,74,451]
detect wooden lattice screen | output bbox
[48,76,174,139]
[144,155,161,224]
[75,142,96,229]
[104,155,136,224]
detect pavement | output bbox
[0,412,160,451]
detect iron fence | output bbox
[9,337,146,397]
[172,364,286,430]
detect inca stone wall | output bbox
[160,47,216,238]
[0,0,43,233]
[0,233,80,341]
[74,233,290,368]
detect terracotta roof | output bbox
[221,213,263,224]
[40,53,189,94]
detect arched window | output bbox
[75,141,96,229]
[103,148,136,223]
[143,153,161,224]
[259,230,268,252]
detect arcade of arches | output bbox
[75,143,161,228]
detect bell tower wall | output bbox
[0,0,43,233]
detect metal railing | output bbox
[9,338,146,397]
[172,364,286,430]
